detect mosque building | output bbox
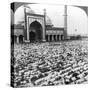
[11,5,67,43]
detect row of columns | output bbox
[17,36,24,43]
[12,35,24,44]
[12,34,64,43]
[46,35,64,41]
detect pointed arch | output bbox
[29,21,43,42]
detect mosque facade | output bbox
[11,7,67,43]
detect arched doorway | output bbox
[46,35,48,41]
[12,35,17,43]
[54,35,56,41]
[57,35,59,41]
[29,31,36,42]
[50,35,52,41]
[29,21,43,42]
[61,35,64,40]
[19,35,23,43]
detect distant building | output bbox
[11,7,66,43]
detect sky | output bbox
[14,3,88,35]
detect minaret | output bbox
[44,9,46,29]
[23,6,27,42]
[23,6,30,42]
[41,9,46,42]
[64,5,68,39]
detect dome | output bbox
[46,16,53,26]
[26,7,35,14]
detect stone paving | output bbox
[11,39,88,87]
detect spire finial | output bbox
[44,9,46,16]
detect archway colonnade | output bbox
[12,34,64,44]
[11,35,24,44]
[46,34,64,42]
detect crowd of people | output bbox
[11,39,88,87]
